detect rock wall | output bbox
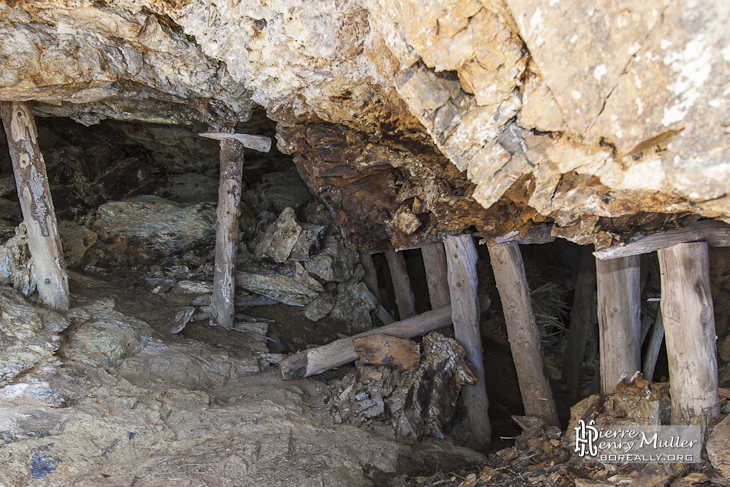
[1,0,728,248]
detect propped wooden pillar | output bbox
[1,101,69,310]
[201,131,270,327]
[444,235,491,443]
[358,250,383,303]
[596,256,641,394]
[385,250,416,319]
[561,245,596,401]
[658,242,720,426]
[421,242,450,309]
[488,241,559,426]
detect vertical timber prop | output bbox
[444,235,492,443]
[596,256,641,394]
[421,242,451,309]
[488,241,560,427]
[200,131,271,328]
[561,245,596,401]
[384,249,417,319]
[657,242,720,426]
[358,250,383,303]
[1,102,69,310]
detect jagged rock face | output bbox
[1,0,728,247]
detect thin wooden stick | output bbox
[385,249,416,319]
[421,242,450,309]
[642,310,664,382]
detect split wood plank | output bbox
[593,220,730,260]
[0,101,69,310]
[279,295,490,380]
[596,256,641,394]
[658,242,720,426]
[358,249,383,304]
[491,223,556,245]
[421,242,450,309]
[199,132,271,152]
[488,241,560,427]
[445,234,492,443]
[561,245,596,401]
[642,310,665,382]
[385,249,417,319]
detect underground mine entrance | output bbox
[2,112,730,486]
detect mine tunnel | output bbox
[1,1,730,486]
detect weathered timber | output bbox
[593,220,730,260]
[358,249,383,304]
[658,242,720,426]
[445,234,492,442]
[385,249,417,319]
[353,333,420,369]
[421,242,450,309]
[641,310,664,382]
[488,241,560,426]
[210,137,245,327]
[374,303,396,325]
[279,295,490,380]
[199,132,272,152]
[596,256,641,394]
[561,245,596,401]
[1,101,69,310]
[491,223,556,245]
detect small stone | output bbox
[255,207,302,263]
[303,293,335,321]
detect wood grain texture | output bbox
[279,295,491,380]
[561,245,596,401]
[642,310,664,382]
[199,132,271,152]
[211,138,245,327]
[488,241,559,426]
[596,256,641,394]
[353,334,420,369]
[658,242,720,426]
[421,242,450,309]
[594,220,730,260]
[358,249,383,304]
[1,101,69,310]
[385,249,417,319]
[445,234,492,443]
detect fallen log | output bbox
[279,295,490,380]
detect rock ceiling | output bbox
[1,0,728,249]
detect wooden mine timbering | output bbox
[488,241,560,427]
[210,138,245,327]
[658,242,720,426]
[562,246,597,400]
[421,242,451,309]
[444,235,492,443]
[0,101,69,310]
[596,256,641,394]
[385,250,417,319]
[358,249,383,304]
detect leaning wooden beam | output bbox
[1,101,69,310]
[488,241,560,426]
[641,310,665,382]
[384,249,417,319]
[445,235,492,442]
[596,256,641,394]
[358,249,383,304]
[658,242,720,426]
[279,295,490,380]
[593,220,730,260]
[561,245,596,401]
[421,242,450,309]
[202,131,271,327]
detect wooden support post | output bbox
[385,249,416,319]
[561,245,596,401]
[358,250,383,304]
[657,242,720,425]
[642,310,664,382]
[1,102,69,310]
[202,131,270,328]
[488,241,560,427]
[596,256,641,394]
[421,242,450,309]
[444,235,492,443]
[279,295,490,380]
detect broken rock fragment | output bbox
[236,269,319,306]
[303,293,335,321]
[353,334,420,370]
[255,207,302,263]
